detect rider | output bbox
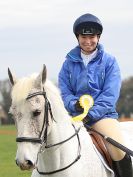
[58,13,132,177]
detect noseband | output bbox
[16,89,81,175]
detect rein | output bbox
[16,90,81,175]
[36,125,81,175]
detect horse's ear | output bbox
[34,64,47,88]
[41,64,47,84]
[8,68,17,86]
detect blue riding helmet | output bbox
[73,13,103,36]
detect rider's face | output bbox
[78,34,100,55]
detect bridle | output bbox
[16,89,81,175]
[16,90,53,144]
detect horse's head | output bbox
[8,65,51,170]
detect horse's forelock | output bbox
[11,74,38,103]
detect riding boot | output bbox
[112,154,133,177]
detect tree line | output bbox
[0,77,133,124]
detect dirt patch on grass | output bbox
[0,130,16,135]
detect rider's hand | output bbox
[75,101,84,112]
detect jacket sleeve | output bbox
[88,57,121,120]
[58,60,78,113]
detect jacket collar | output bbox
[66,44,104,62]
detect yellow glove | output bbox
[71,95,94,122]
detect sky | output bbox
[0,0,133,81]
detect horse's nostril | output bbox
[26,160,33,166]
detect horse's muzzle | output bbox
[16,159,35,170]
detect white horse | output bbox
[8,65,133,177]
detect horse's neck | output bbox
[46,89,77,147]
[38,87,82,172]
[48,118,78,145]
[39,118,80,173]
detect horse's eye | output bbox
[33,110,41,117]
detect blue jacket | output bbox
[58,44,121,125]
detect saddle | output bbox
[89,131,112,168]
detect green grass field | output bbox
[0,125,31,177]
